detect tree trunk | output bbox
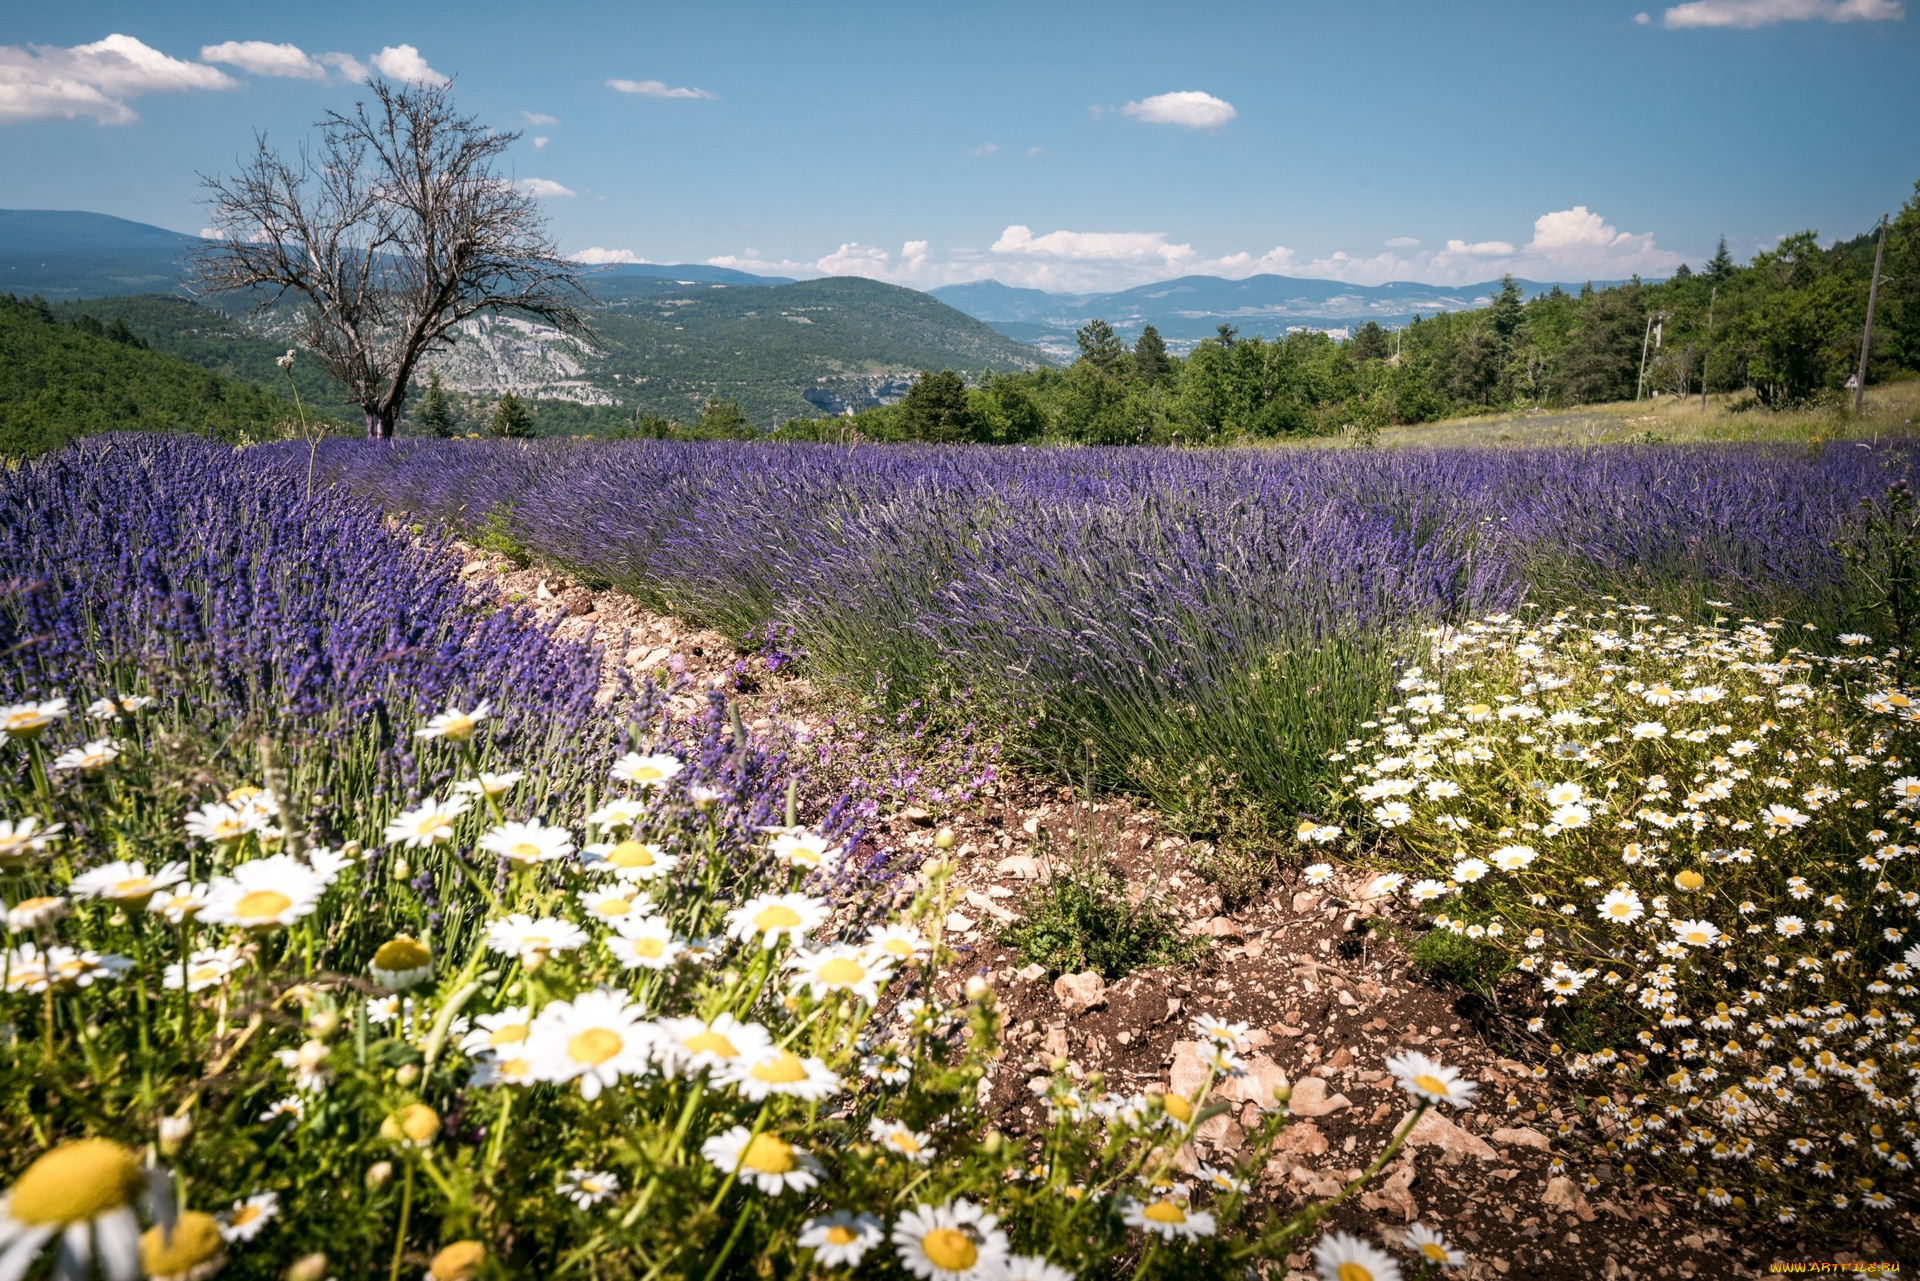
[363,407,397,440]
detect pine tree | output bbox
[1132,325,1171,382]
[416,369,458,437]
[487,390,535,438]
[1706,235,1735,278]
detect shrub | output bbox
[1000,845,1200,980]
[1330,605,1919,1226]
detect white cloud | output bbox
[369,44,448,87]
[1661,0,1902,24]
[318,51,368,81]
[1026,146,1046,156]
[1121,90,1236,129]
[0,33,235,125]
[199,40,328,81]
[607,78,715,100]
[1635,10,1655,21]
[522,110,558,125]
[572,247,647,264]
[968,142,998,156]
[533,135,549,149]
[518,178,575,198]
[1443,238,1518,257]
[1384,236,1421,249]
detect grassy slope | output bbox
[0,296,307,456]
[1319,377,1920,450]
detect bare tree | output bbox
[196,78,589,440]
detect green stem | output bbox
[388,1159,415,1281]
[699,1204,754,1281]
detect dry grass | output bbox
[1300,377,1920,450]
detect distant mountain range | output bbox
[930,274,1608,358]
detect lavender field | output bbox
[313,437,1909,820]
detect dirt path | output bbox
[464,550,1902,1280]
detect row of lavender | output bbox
[0,435,623,823]
[308,438,1905,810]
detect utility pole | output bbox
[1854,212,1889,415]
[1636,311,1658,401]
[1700,285,1715,411]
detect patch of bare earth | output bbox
[462,552,1907,1280]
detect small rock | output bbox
[943,910,976,935]
[1402,1109,1497,1161]
[1217,1054,1290,1110]
[1270,1121,1330,1158]
[1017,963,1046,983]
[1493,1126,1553,1152]
[1168,1040,1210,1098]
[964,889,1017,922]
[1021,816,1040,836]
[1292,890,1322,913]
[1207,916,1245,940]
[1286,1077,1353,1117]
[1358,1157,1419,1222]
[995,854,1043,880]
[902,806,933,826]
[1542,1175,1595,1221]
[460,560,488,577]
[1053,970,1107,1017]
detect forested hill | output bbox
[0,293,308,457]
[821,182,1920,445]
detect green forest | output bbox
[0,292,307,457]
[800,181,1920,446]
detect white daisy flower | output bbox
[482,914,587,966]
[699,1126,821,1195]
[606,917,685,970]
[1452,857,1490,883]
[717,1047,841,1102]
[652,1014,772,1078]
[865,923,931,963]
[609,752,683,790]
[557,1169,620,1209]
[1409,878,1450,902]
[1544,782,1585,806]
[525,988,654,1100]
[85,695,154,719]
[586,798,648,831]
[51,739,120,772]
[1598,888,1644,924]
[453,771,525,799]
[0,698,68,740]
[891,1199,1009,1281]
[368,936,433,990]
[770,828,842,871]
[68,859,187,906]
[414,701,491,743]
[220,1191,278,1242]
[0,1138,144,1281]
[200,856,328,931]
[1671,919,1722,948]
[1001,1257,1075,1281]
[148,883,208,924]
[867,1118,935,1163]
[382,795,471,849]
[1629,721,1668,741]
[577,886,653,927]
[798,1212,883,1267]
[786,945,894,1002]
[724,892,828,950]
[1122,1194,1216,1240]
[459,1006,534,1059]
[163,945,245,992]
[479,819,574,867]
[580,839,678,882]
[1384,1052,1478,1108]
[1490,845,1537,872]
[0,816,62,868]
[1303,862,1334,885]
[1311,1230,1401,1281]
[184,802,252,846]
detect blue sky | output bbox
[2,0,1915,292]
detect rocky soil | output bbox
[462,549,1909,1281]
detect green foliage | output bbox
[0,292,307,457]
[472,503,531,566]
[414,369,459,438]
[690,398,757,439]
[897,369,983,443]
[999,847,1201,980]
[486,391,536,438]
[1836,477,1920,672]
[1407,928,1514,997]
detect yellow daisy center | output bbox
[1162,1094,1193,1122]
[609,841,655,868]
[683,1030,738,1058]
[753,904,802,930]
[1143,1199,1186,1224]
[428,1240,486,1281]
[140,1211,223,1274]
[569,1028,624,1065]
[110,877,152,897]
[816,957,866,986]
[230,1205,261,1227]
[630,766,665,782]
[441,715,474,739]
[188,965,221,984]
[234,890,293,921]
[488,1024,527,1047]
[509,842,543,861]
[1338,1264,1376,1281]
[593,897,633,916]
[373,938,431,970]
[886,1131,922,1154]
[498,1056,531,1077]
[879,938,913,957]
[631,937,666,958]
[920,1228,977,1270]
[750,1050,809,1084]
[740,1134,795,1174]
[1419,1243,1447,1262]
[1413,1073,1450,1096]
[9,1139,143,1225]
[825,1225,857,1245]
